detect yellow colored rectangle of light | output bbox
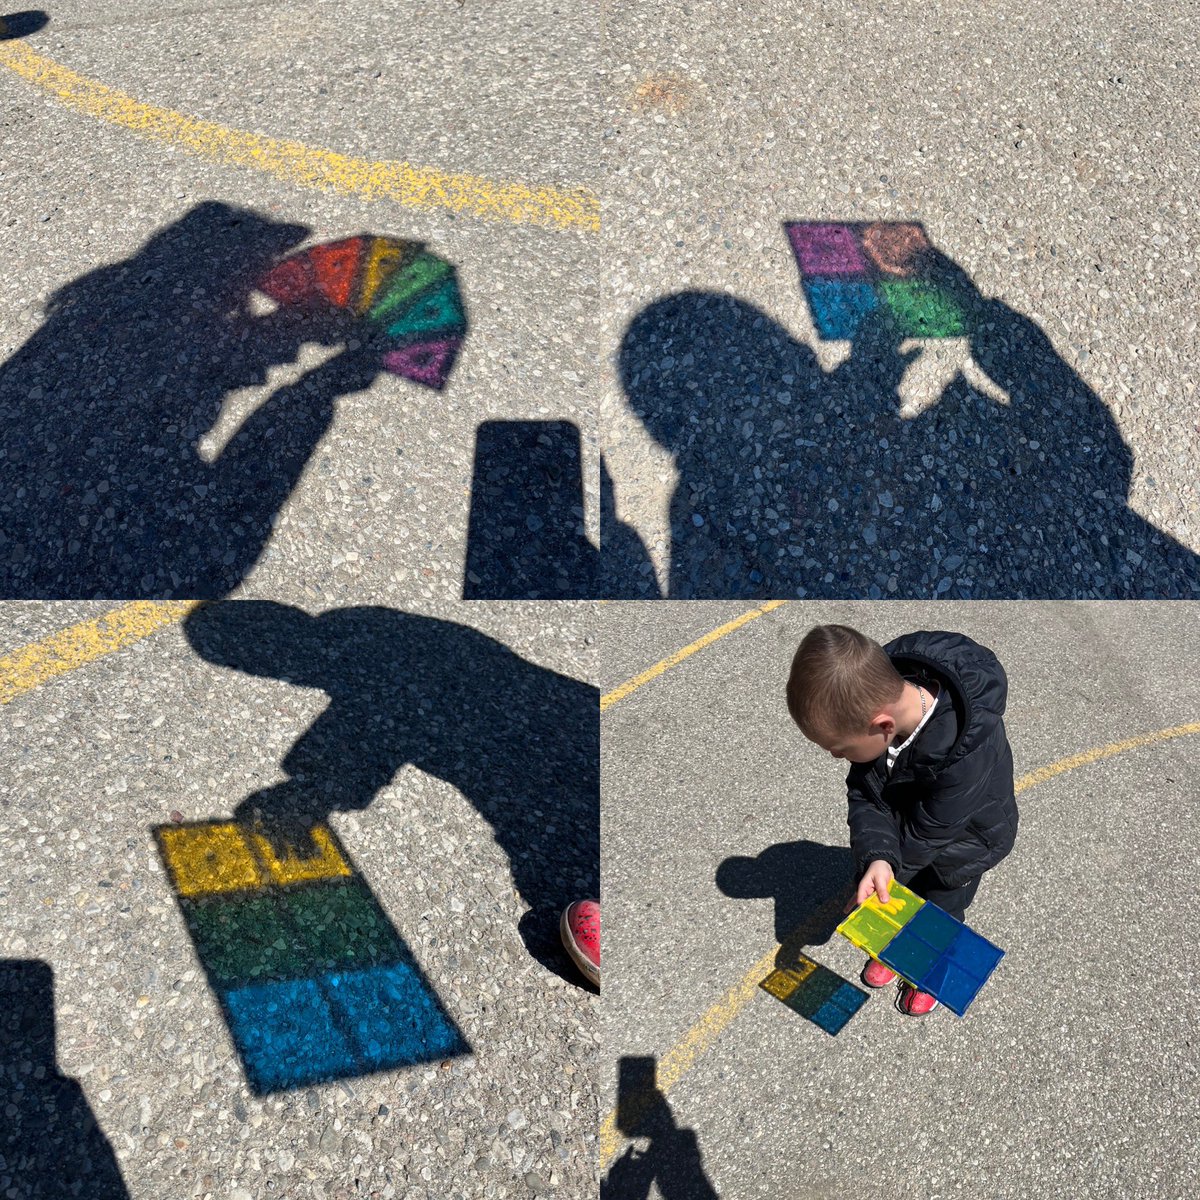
[836,880,925,959]
[158,822,264,897]
[251,826,352,886]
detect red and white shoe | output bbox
[896,982,939,1016]
[861,959,897,988]
[560,900,600,987]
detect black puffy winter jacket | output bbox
[846,631,1018,889]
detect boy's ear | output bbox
[869,712,896,740]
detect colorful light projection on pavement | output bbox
[785,221,969,341]
[759,952,867,1035]
[153,819,467,1093]
[256,236,467,389]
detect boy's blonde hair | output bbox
[787,625,904,739]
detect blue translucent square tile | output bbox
[904,902,961,954]
[326,963,467,1070]
[803,278,879,340]
[223,977,355,1093]
[925,962,985,1016]
[947,927,1005,979]
[811,1000,856,1035]
[879,927,941,982]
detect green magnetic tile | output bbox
[879,281,968,338]
[182,892,304,986]
[879,927,941,982]
[278,879,404,971]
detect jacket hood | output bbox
[883,630,1008,769]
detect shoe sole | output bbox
[559,908,600,988]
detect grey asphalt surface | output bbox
[1,2,598,599]
[0,600,599,1200]
[601,600,1200,1198]
[600,2,1200,598]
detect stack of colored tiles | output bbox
[784,220,970,341]
[836,881,1004,1016]
[760,953,867,1035]
[153,819,466,1093]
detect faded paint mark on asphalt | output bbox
[0,38,600,232]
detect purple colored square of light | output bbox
[786,222,868,276]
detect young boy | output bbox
[786,624,1018,1015]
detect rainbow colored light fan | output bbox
[256,235,467,390]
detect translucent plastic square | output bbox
[904,901,961,954]
[947,927,1005,979]
[879,927,941,982]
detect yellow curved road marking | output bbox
[599,720,1200,1167]
[0,38,600,232]
[601,601,788,712]
[0,601,198,705]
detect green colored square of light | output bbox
[787,967,844,1018]
[277,880,403,971]
[182,892,304,987]
[879,281,968,338]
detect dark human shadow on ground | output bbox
[464,419,598,598]
[601,1056,719,1200]
[182,601,599,981]
[0,10,49,38]
[716,840,854,968]
[0,960,130,1200]
[604,248,1200,599]
[0,202,471,598]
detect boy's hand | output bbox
[845,860,894,912]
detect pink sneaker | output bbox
[861,959,897,988]
[560,900,600,987]
[896,982,939,1016]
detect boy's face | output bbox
[809,715,895,763]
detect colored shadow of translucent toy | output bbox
[153,819,467,1093]
[256,235,467,390]
[759,952,867,1035]
[836,881,1004,1016]
[785,220,969,340]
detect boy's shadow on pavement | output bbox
[183,601,598,981]
[604,252,1200,599]
[602,1056,719,1200]
[0,202,431,598]
[716,840,854,968]
[1,960,130,1200]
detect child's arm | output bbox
[846,763,900,898]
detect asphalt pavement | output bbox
[600,1,1200,598]
[601,600,1200,1198]
[0,599,599,1200]
[1,2,599,600]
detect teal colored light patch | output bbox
[182,892,302,987]
[879,281,968,338]
[385,276,467,343]
[803,278,879,340]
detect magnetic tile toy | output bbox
[837,883,1005,1016]
[784,221,972,341]
[759,953,867,1036]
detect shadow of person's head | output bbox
[0,10,49,39]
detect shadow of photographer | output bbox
[605,246,1200,599]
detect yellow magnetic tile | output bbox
[863,879,925,923]
[158,823,263,897]
[251,825,352,886]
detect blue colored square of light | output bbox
[326,963,467,1070]
[811,1000,856,1035]
[223,977,354,1093]
[803,278,879,340]
[947,927,1005,979]
[879,927,941,982]
[904,902,961,953]
[831,982,868,1016]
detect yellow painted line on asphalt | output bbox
[600,601,788,713]
[0,38,600,232]
[598,717,1200,1167]
[0,601,198,705]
